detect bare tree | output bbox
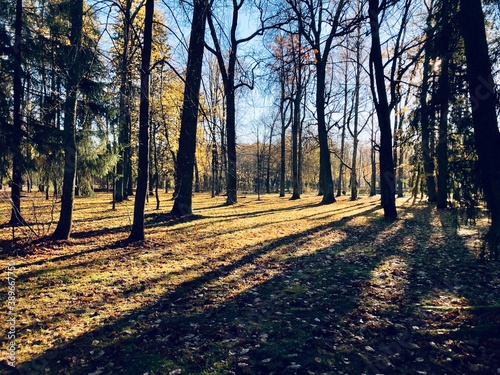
[368,0,397,219]
[171,0,209,216]
[128,0,154,241]
[286,0,356,204]
[206,0,278,205]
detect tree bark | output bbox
[115,0,132,203]
[420,38,437,202]
[460,0,500,259]
[279,72,288,198]
[337,58,349,198]
[52,0,84,239]
[266,120,274,194]
[290,36,302,200]
[368,0,397,220]
[316,56,336,204]
[370,120,377,196]
[171,0,208,216]
[128,0,154,241]
[436,0,450,209]
[350,26,362,201]
[10,0,25,226]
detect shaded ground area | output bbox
[0,193,499,374]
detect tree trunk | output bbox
[290,100,300,200]
[436,1,450,210]
[194,157,200,193]
[225,71,237,204]
[337,58,349,198]
[211,143,218,198]
[368,0,397,220]
[149,121,154,197]
[171,0,208,216]
[10,0,25,226]
[220,112,227,195]
[266,120,274,194]
[420,19,437,202]
[52,0,84,240]
[412,162,421,200]
[128,0,154,242]
[298,100,304,195]
[153,120,160,210]
[290,37,302,200]
[370,121,377,197]
[350,29,361,201]
[316,59,336,204]
[115,0,132,203]
[397,149,404,197]
[280,121,286,197]
[279,76,287,198]
[125,76,133,198]
[460,0,500,259]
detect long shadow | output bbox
[9,207,395,375]
[11,204,497,374]
[14,205,382,298]
[144,212,205,228]
[14,239,134,279]
[68,225,131,240]
[207,201,320,220]
[72,213,131,224]
[162,202,380,245]
[356,205,500,374]
[170,200,379,238]
[342,204,439,374]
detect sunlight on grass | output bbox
[0,192,383,365]
[361,256,410,314]
[1,192,498,374]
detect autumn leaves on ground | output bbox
[1,192,499,374]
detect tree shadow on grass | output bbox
[8,208,397,375]
[144,213,205,228]
[8,204,498,375]
[406,208,500,373]
[2,213,204,261]
[356,205,500,374]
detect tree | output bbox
[52,0,85,239]
[368,0,397,220]
[436,0,453,209]
[114,0,136,202]
[0,1,11,190]
[290,33,304,200]
[348,20,365,201]
[268,34,293,197]
[207,0,278,205]
[286,0,354,204]
[170,0,208,216]
[459,0,500,259]
[128,0,154,241]
[9,0,25,226]
[337,55,350,198]
[204,56,225,197]
[419,4,437,203]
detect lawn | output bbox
[1,191,499,374]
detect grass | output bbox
[0,190,499,374]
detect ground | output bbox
[0,191,499,375]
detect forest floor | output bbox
[0,191,499,375]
